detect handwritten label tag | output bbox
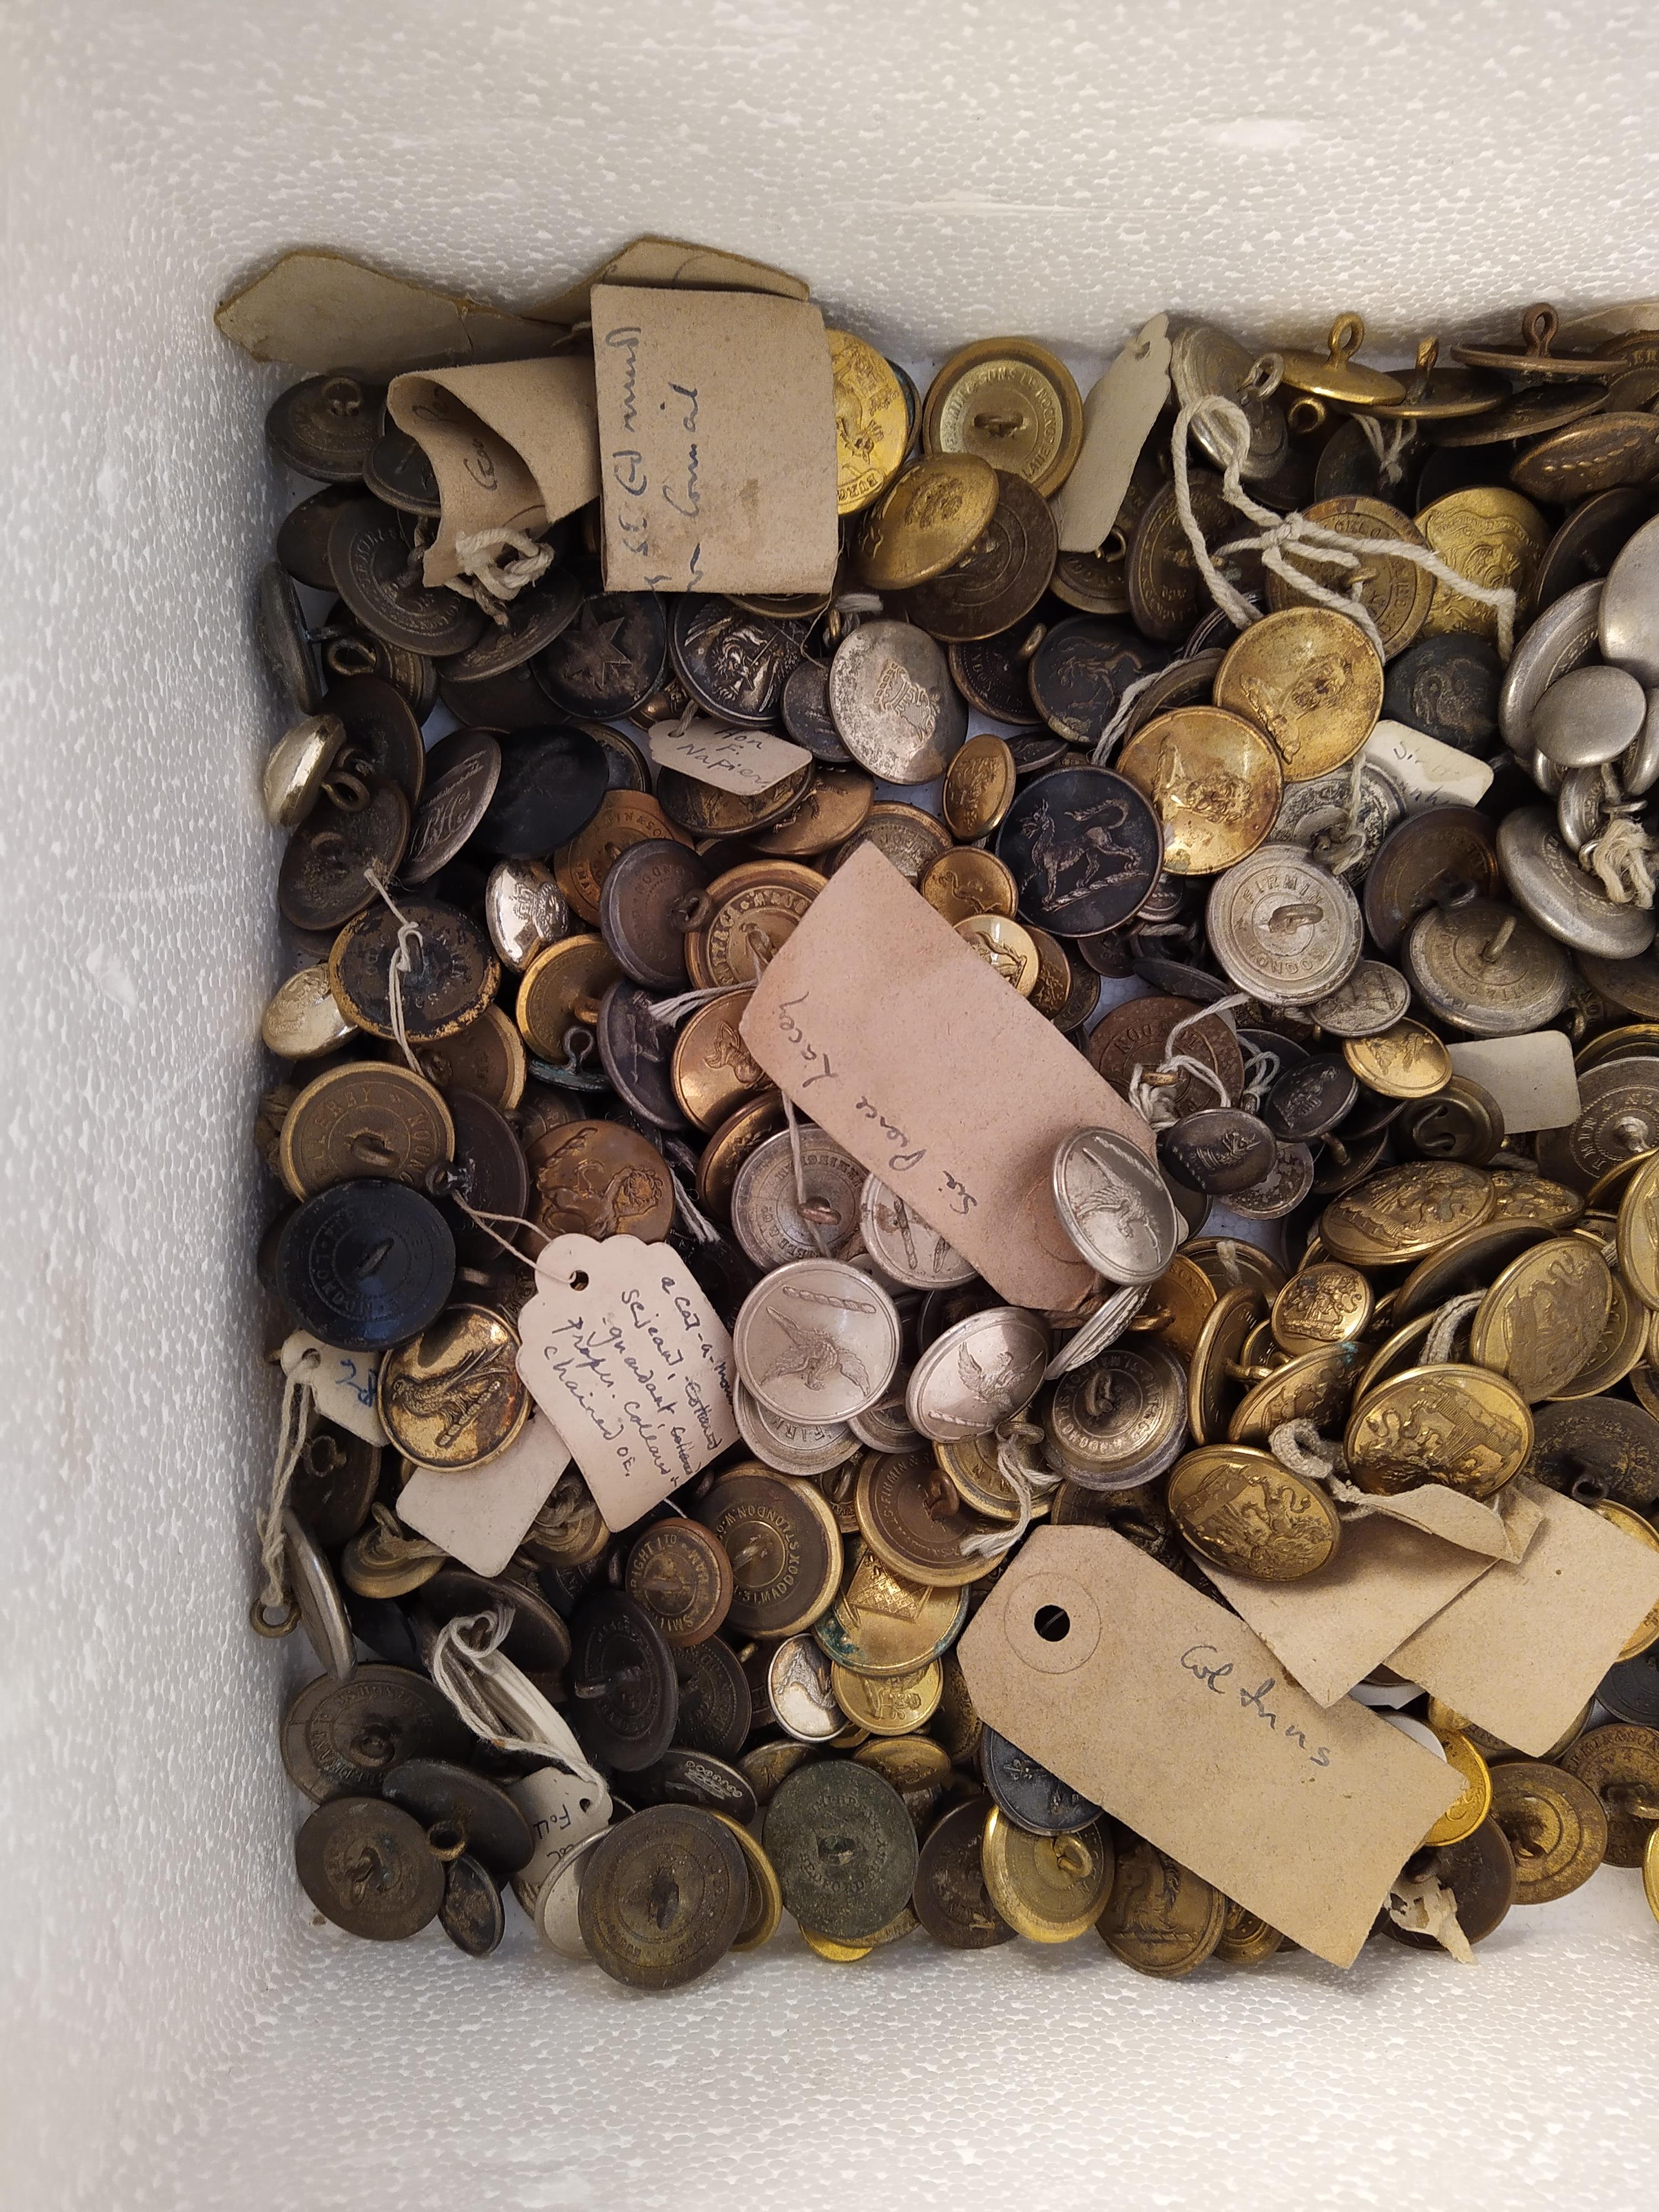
[958,1527,1459,1965]
[1390,1478,1659,1753]
[533,235,811,326]
[1364,721,1493,812]
[740,844,1155,1309]
[508,1765,613,1916]
[1051,314,1172,553]
[514,1233,738,1531]
[649,719,812,795]
[398,1413,570,1578]
[591,283,838,594]
[281,1331,385,1446]
[387,357,599,587]
[1447,1032,1581,1134]
[1199,1484,1545,1709]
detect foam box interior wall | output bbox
[7,3,1659,2205]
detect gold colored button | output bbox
[922,337,1083,497]
[827,328,908,516]
[1117,707,1283,874]
[1271,1261,1374,1355]
[378,1305,529,1473]
[1168,1443,1341,1581]
[1214,606,1384,783]
[278,1061,453,1201]
[919,847,1019,925]
[1344,1363,1532,1500]
[942,732,1017,840]
[980,1805,1114,1943]
[953,912,1040,995]
[1342,1019,1452,1100]
[1422,1733,1493,1849]
[830,1659,943,1736]
[856,455,1001,590]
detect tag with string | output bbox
[279,1330,386,1446]
[514,1232,738,1531]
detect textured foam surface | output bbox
[9,1,1659,2203]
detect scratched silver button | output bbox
[730,1126,868,1269]
[1044,1282,1150,1381]
[1497,805,1657,960]
[1529,665,1647,768]
[905,1306,1052,1442]
[1051,1128,1182,1285]
[858,1172,976,1289]
[1206,845,1363,1005]
[733,1376,860,1478]
[1498,578,1603,754]
[733,1258,902,1423]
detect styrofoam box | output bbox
[10,2,1659,2205]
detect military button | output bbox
[858,1175,974,1291]
[979,1725,1102,1837]
[363,412,440,513]
[1051,1128,1181,1286]
[947,632,1044,728]
[1264,497,1434,660]
[733,1378,857,1479]
[295,1795,445,1939]
[524,1113,673,1245]
[1214,607,1384,784]
[330,895,500,1044]
[321,674,427,809]
[381,1756,535,1877]
[812,1544,968,1677]
[673,1636,753,1760]
[629,1747,759,1827]
[1207,846,1361,1005]
[1045,1342,1188,1489]
[276,1181,456,1350]
[1321,1161,1494,1265]
[1500,805,1655,959]
[420,1566,571,1676]
[767,1632,847,1743]
[567,1590,678,1772]
[280,1509,356,1681]
[1363,805,1501,954]
[594,840,708,993]
[1592,1504,1659,1657]
[905,1306,1049,1443]
[657,759,814,841]
[684,859,825,991]
[694,1465,843,1637]
[1396,1076,1505,1166]
[981,1805,1114,1943]
[267,372,385,481]
[471,725,609,859]
[729,1129,867,1269]
[1264,1055,1359,1142]
[262,711,349,830]
[377,1306,528,1471]
[780,656,857,763]
[327,501,485,657]
[1186,1284,1269,1445]
[578,1805,749,1990]
[1168,1444,1340,1579]
[340,1504,446,1599]
[1088,995,1245,1124]
[625,1519,734,1648]
[1270,1262,1373,1354]
[281,1663,470,1803]
[1167,319,1288,482]
[831,1657,943,1736]
[438,1090,530,1262]
[1496,578,1603,754]
[1421,1731,1494,1849]
[1025,617,1166,747]
[437,1854,505,1957]
[1524,1396,1659,1506]
[1383,1820,1517,1950]
[594,979,685,1131]
[1341,1019,1452,1102]
[1488,1760,1608,1903]
[1404,898,1572,1035]
[261,964,357,1060]
[830,799,953,884]
[669,594,809,727]
[288,1421,381,1550]
[1467,1235,1612,1401]
[538,591,667,718]
[1345,1365,1532,1499]
[1416,487,1550,644]
[1558,1723,1659,1864]
[855,454,1001,590]
[1159,1108,1275,1197]
[401,729,500,883]
[278,781,411,933]
[1098,1838,1226,1976]
[765,1760,919,1942]
[1383,634,1504,754]
[1531,663,1648,769]
[922,338,1083,497]
[1116,708,1281,877]
[827,328,907,513]
[277,481,362,588]
[895,472,1058,641]
[853,1447,1000,1587]
[912,1800,1015,1948]
[826,619,966,784]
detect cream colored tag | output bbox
[957,1527,1460,1967]
[280,1331,386,1446]
[1201,1485,1543,1709]
[1051,314,1172,552]
[591,284,838,594]
[387,357,599,586]
[648,719,812,794]
[1446,1033,1581,1134]
[508,1765,614,1916]
[398,1413,570,1577]
[1390,1477,1659,1753]
[1364,721,1493,811]
[741,845,1155,1311]
[215,249,569,376]
[514,1233,738,1531]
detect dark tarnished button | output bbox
[382,1756,535,1876]
[598,839,710,990]
[475,725,609,858]
[327,501,487,658]
[440,1853,505,1957]
[296,1795,445,1939]
[330,895,499,1045]
[764,1759,919,1942]
[1363,806,1501,954]
[1026,616,1167,745]
[912,1799,1016,1949]
[780,656,857,763]
[893,472,1057,642]
[947,628,1044,727]
[594,979,686,1131]
[538,592,668,718]
[979,1725,1102,1837]
[442,567,582,683]
[568,1590,679,1771]
[278,483,362,589]
[578,1804,749,1989]
[258,560,326,713]
[1160,1108,1277,1196]
[1381,635,1503,754]
[267,373,385,481]
[695,1465,843,1637]
[629,1747,758,1825]
[289,1421,381,1550]
[1557,1723,1659,1863]
[670,595,809,727]
[625,1519,734,1648]
[672,1636,753,1760]
[322,674,427,808]
[1524,1397,1659,1505]
[1383,1820,1516,1950]
[439,1089,529,1266]
[401,729,500,883]
[1264,1055,1360,1142]
[364,416,441,514]
[276,1181,456,1351]
[997,764,1162,935]
[281,1664,471,1803]
[421,1566,571,1675]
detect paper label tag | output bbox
[514,1234,738,1530]
[1330,1476,1540,1561]
[1200,1484,1544,1709]
[280,1331,385,1446]
[591,284,838,594]
[1446,1032,1582,1134]
[740,845,1155,1310]
[957,1527,1459,1966]
[533,235,811,326]
[387,357,599,586]
[398,1413,570,1578]
[1051,314,1172,553]
[507,1765,614,1914]
[1364,721,1493,812]
[649,719,812,794]
[1389,1477,1659,1752]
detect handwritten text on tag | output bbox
[649,719,812,795]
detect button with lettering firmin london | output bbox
[729,1126,865,1269]
[1207,845,1363,1005]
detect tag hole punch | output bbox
[568,1270,589,1292]
[1033,1604,1071,1644]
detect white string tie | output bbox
[428,1606,608,1785]
[1311,749,1372,876]
[1425,1290,1485,1366]
[252,1350,320,1624]
[1353,410,1414,491]
[670,1169,721,1245]
[363,866,425,1076]
[446,527,555,609]
[648,982,740,1029]
[1584,811,1658,909]
[958,1421,1063,1561]
[1128,992,1251,1127]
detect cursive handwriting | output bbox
[1181,1645,1332,1767]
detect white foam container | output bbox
[8,3,1659,2203]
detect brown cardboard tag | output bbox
[957,1526,1459,1966]
[1389,1477,1659,1752]
[590,284,838,594]
[533,235,811,326]
[1199,1484,1545,1709]
[514,1233,738,1531]
[648,719,812,794]
[388,358,599,586]
[740,845,1154,1310]
[1327,1475,1538,1561]
[215,249,568,376]
[397,1413,570,1577]
[1050,314,1172,553]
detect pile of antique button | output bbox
[255,298,1659,1986]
